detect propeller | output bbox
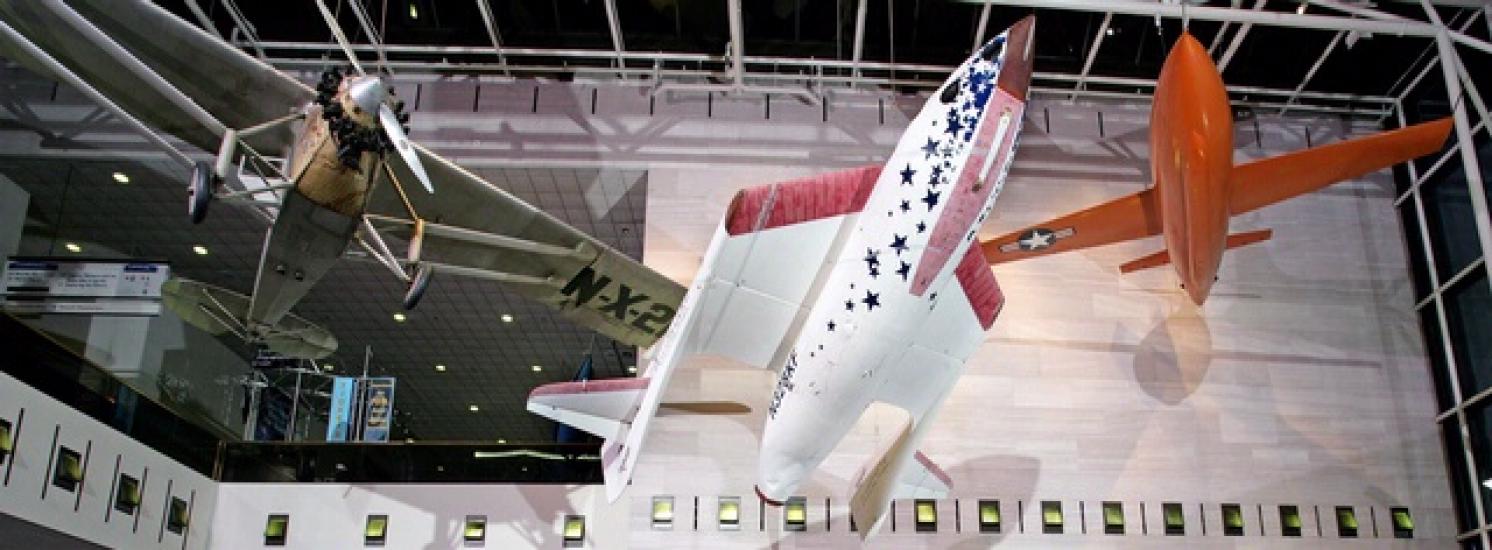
[313,0,434,194]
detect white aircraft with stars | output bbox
[528,16,1036,536]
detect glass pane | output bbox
[1422,305,1456,413]
[1447,268,1492,397]
[1421,159,1482,279]
[1400,201,1433,300]
[1444,419,1478,532]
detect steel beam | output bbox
[1280,29,1346,114]
[956,0,1478,39]
[1217,0,1267,74]
[219,0,265,59]
[1393,9,1482,101]
[474,0,511,75]
[852,0,868,77]
[0,18,194,167]
[345,0,391,73]
[181,0,222,39]
[1070,12,1112,101]
[1428,9,1492,321]
[972,0,994,52]
[727,0,746,90]
[603,0,627,71]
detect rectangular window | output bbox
[1336,506,1358,538]
[0,418,12,462]
[651,496,674,530]
[1041,501,1063,534]
[978,500,1001,533]
[914,500,937,533]
[718,497,741,530]
[1221,503,1244,536]
[167,497,189,535]
[784,497,807,532]
[1391,507,1413,539]
[1280,505,1302,537]
[364,514,388,546]
[264,514,289,546]
[1102,502,1124,535]
[562,515,585,548]
[114,474,141,515]
[52,446,82,492]
[463,515,486,545]
[1163,502,1184,536]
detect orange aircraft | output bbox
[980,32,1453,305]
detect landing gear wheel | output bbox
[188,161,215,224]
[402,263,434,310]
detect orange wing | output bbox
[1228,118,1453,214]
[981,187,1165,264]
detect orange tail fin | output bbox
[1119,229,1273,274]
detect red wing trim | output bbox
[724,165,882,235]
[913,451,953,488]
[954,245,1004,330]
[528,378,650,398]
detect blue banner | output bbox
[326,377,356,442]
[361,377,396,442]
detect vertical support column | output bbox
[851,0,867,79]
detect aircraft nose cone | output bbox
[346,77,387,117]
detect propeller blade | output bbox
[313,0,366,76]
[380,103,434,194]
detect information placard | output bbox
[2,258,169,315]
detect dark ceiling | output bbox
[159,0,1492,101]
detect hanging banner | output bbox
[2,258,169,315]
[326,377,357,442]
[361,377,396,442]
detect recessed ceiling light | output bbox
[531,364,543,372]
[435,364,447,372]
[111,172,129,184]
[1105,27,1115,36]
[324,364,335,371]
[1296,3,1307,14]
[393,312,407,322]
[626,365,638,374]
[64,242,81,253]
[408,2,419,19]
[405,438,415,444]
[192,245,209,256]
[501,313,513,323]
[468,404,480,412]
[497,438,507,444]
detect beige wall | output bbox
[633,97,1453,548]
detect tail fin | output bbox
[527,377,656,502]
[1118,229,1272,273]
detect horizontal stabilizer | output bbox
[161,277,337,359]
[1229,118,1452,215]
[896,451,953,500]
[527,378,650,439]
[658,401,752,416]
[849,412,916,539]
[1118,229,1272,274]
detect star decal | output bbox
[869,265,880,279]
[945,112,964,136]
[922,137,939,159]
[922,189,941,211]
[900,199,911,213]
[916,221,927,233]
[929,165,943,186]
[845,299,855,312]
[862,290,881,311]
[827,319,837,331]
[930,292,938,301]
[863,248,881,269]
[897,261,911,281]
[900,164,916,185]
[890,234,909,256]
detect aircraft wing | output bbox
[368,148,686,348]
[979,188,1164,264]
[0,0,311,153]
[1228,118,1453,215]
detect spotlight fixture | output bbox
[501,313,514,323]
[531,365,543,372]
[468,404,480,412]
[111,172,130,184]
[64,242,82,253]
[192,245,209,255]
[392,312,407,322]
[435,364,447,372]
